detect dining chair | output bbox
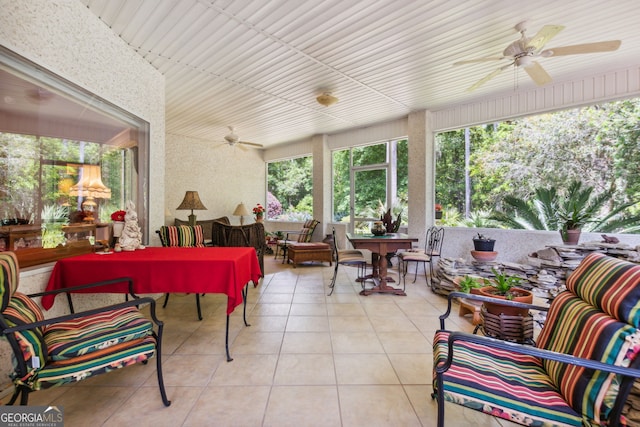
[327,227,368,296]
[397,226,444,288]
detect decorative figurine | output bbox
[118,201,145,251]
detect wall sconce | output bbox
[176,191,207,226]
[233,202,250,225]
[68,164,111,223]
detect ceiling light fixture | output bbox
[316,92,338,107]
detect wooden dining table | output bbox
[347,233,418,296]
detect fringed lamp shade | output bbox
[176,191,207,226]
[69,165,111,222]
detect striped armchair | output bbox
[0,251,170,406]
[433,253,640,426]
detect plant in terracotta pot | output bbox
[476,269,532,317]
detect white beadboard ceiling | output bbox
[80,0,640,148]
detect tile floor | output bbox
[5,255,521,426]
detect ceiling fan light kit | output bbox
[455,21,621,91]
[316,92,338,107]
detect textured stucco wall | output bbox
[0,0,165,390]
[162,133,265,240]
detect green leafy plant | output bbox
[456,275,482,293]
[41,204,69,249]
[483,268,522,300]
[491,180,640,234]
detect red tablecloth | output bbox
[43,247,262,314]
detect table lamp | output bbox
[176,191,207,226]
[69,164,111,222]
[233,202,250,225]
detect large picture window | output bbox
[435,99,640,233]
[0,47,149,267]
[332,139,408,233]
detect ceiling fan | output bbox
[218,126,263,149]
[455,21,621,92]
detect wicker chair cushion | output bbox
[158,225,205,247]
[433,330,583,426]
[565,252,640,327]
[3,292,47,383]
[536,291,640,424]
[44,306,153,360]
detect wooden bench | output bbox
[434,253,640,426]
[287,242,332,267]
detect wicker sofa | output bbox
[433,252,640,426]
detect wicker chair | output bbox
[211,221,267,279]
[0,251,170,406]
[275,219,320,264]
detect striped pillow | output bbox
[158,225,205,247]
[537,291,640,423]
[565,252,640,327]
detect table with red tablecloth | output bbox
[43,246,262,315]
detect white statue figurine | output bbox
[118,201,145,251]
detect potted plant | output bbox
[491,180,640,246]
[455,275,483,294]
[435,203,443,219]
[472,233,495,251]
[476,268,532,317]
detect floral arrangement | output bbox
[111,210,126,222]
[435,203,442,211]
[252,204,265,217]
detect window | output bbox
[332,139,408,232]
[266,156,313,221]
[435,99,640,232]
[0,47,149,267]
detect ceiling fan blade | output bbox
[239,141,263,148]
[526,25,565,51]
[524,61,553,86]
[467,66,507,92]
[542,40,621,57]
[454,57,504,66]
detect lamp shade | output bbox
[233,202,250,217]
[69,165,111,199]
[176,191,207,212]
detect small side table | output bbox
[458,297,483,325]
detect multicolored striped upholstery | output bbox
[433,330,583,426]
[537,253,640,424]
[563,252,640,327]
[158,225,205,247]
[434,253,640,426]
[0,252,19,311]
[4,292,47,386]
[45,306,154,360]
